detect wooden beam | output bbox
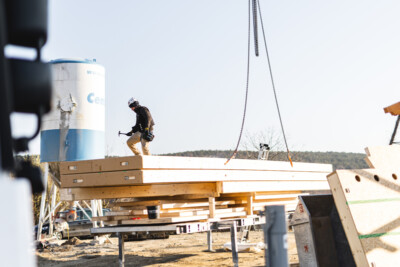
[383,102,400,116]
[60,169,331,188]
[115,215,210,225]
[60,155,333,176]
[60,182,217,201]
[220,180,330,193]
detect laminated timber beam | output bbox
[60,155,332,175]
[220,180,330,193]
[60,182,218,201]
[60,169,329,188]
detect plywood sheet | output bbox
[328,169,400,267]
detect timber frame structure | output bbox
[58,155,332,266]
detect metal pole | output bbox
[264,205,288,267]
[207,230,214,252]
[389,115,400,145]
[97,199,104,227]
[36,162,49,240]
[230,221,239,267]
[118,233,125,267]
[49,183,56,236]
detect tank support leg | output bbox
[118,233,125,267]
[230,221,239,267]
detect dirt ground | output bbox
[36,230,298,267]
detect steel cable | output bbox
[225,0,252,165]
[256,0,293,166]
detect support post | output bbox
[264,205,288,267]
[49,183,56,235]
[91,200,99,241]
[208,197,215,219]
[36,162,49,241]
[246,195,253,216]
[230,221,239,267]
[97,199,104,227]
[91,200,99,228]
[118,233,125,267]
[206,230,215,252]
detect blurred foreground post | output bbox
[264,205,288,267]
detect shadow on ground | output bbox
[37,253,197,267]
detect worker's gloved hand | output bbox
[126,131,133,136]
[143,130,154,141]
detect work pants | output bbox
[126,128,152,155]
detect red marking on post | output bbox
[304,245,309,253]
[299,203,304,213]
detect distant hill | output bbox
[161,150,369,171]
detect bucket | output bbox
[147,205,160,219]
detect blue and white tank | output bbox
[40,59,105,162]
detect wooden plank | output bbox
[219,191,301,199]
[221,180,330,193]
[60,156,142,175]
[254,197,297,203]
[60,170,143,188]
[140,170,329,183]
[160,207,246,218]
[111,199,236,209]
[61,169,330,188]
[214,211,247,219]
[60,155,333,175]
[328,169,400,267]
[116,215,210,225]
[383,101,400,115]
[59,182,217,201]
[102,210,249,224]
[254,193,307,200]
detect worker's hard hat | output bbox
[128,97,139,108]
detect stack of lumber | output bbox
[327,145,400,266]
[59,155,332,224]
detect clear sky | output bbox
[8,0,400,157]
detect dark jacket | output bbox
[132,105,155,133]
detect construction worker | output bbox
[126,97,155,155]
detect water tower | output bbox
[40,58,105,162]
[36,59,106,240]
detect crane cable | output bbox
[226,0,293,167]
[257,0,293,166]
[225,0,252,165]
